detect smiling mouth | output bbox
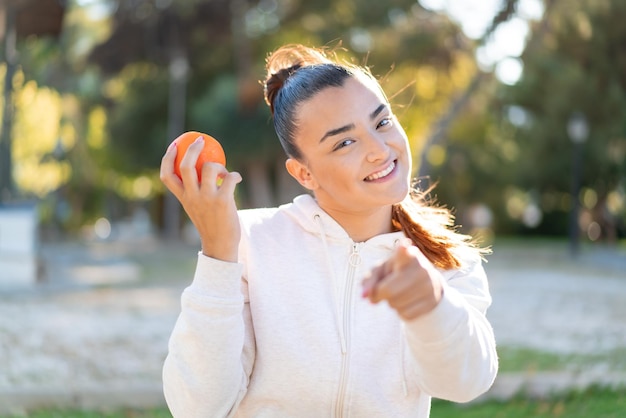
[364,160,396,181]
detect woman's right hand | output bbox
[160,136,242,262]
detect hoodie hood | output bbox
[282,194,348,240]
[280,194,406,250]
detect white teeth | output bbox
[365,161,395,181]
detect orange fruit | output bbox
[171,131,226,181]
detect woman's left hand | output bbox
[362,240,444,321]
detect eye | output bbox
[377,117,393,129]
[333,138,355,151]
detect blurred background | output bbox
[0,0,625,416]
[0,0,624,248]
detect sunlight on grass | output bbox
[4,387,626,418]
[432,385,626,418]
[497,346,626,374]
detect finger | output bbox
[199,162,226,191]
[368,243,422,303]
[160,143,184,198]
[392,271,444,318]
[364,245,415,303]
[199,163,242,192]
[401,242,437,271]
[362,263,385,299]
[179,136,204,188]
[371,270,418,304]
[390,286,424,311]
[219,171,243,195]
[370,247,436,305]
[392,241,422,271]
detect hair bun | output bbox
[264,64,302,115]
[263,44,334,115]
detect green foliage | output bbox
[188,75,279,168]
[15,0,625,236]
[87,0,475,212]
[104,65,170,174]
[491,0,626,236]
[422,0,626,238]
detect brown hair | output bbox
[263,44,486,269]
[392,186,487,269]
[264,44,381,160]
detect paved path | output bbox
[486,243,626,354]
[482,242,626,399]
[0,238,624,413]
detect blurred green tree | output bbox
[87,0,477,236]
[1,0,117,233]
[428,0,625,242]
[501,0,626,241]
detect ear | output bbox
[286,158,318,190]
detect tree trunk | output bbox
[163,28,188,240]
[276,157,304,204]
[0,2,17,202]
[245,160,274,208]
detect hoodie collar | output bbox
[282,194,406,249]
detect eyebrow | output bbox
[319,103,388,143]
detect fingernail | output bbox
[194,136,204,143]
[167,141,177,151]
[361,287,370,298]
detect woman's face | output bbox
[287,74,412,216]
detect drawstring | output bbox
[395,236,410,395]
[314,214,347,354]
[400,327,408,397]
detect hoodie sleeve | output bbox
[403,252,498,403]
[162,254,256,418]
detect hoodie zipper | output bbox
[335,242,361,418]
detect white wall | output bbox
[0,204,38,287]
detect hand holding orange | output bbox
[170,131,226,181]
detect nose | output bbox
[365,132,390,163]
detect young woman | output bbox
[160,44,498,418]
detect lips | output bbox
[364,160,396,181]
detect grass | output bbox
[3,387,626,417]
[127,241,197,284]
[432,385,626,418]
[497,346,626,374]
[0,410,171,418]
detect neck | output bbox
[319,203,394,242]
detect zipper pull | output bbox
[349,243,361,267]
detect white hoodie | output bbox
[163,194,498,418]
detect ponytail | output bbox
[391,187,488,270]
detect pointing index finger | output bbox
[392,239,421,269]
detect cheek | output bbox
[314,160,356,188]
[390,131,410,157]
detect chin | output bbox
[395,176,411,197]
[383,184,410,206]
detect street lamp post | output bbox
[566,112,589,257]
